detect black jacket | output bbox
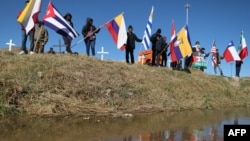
[82,25,100,41]
[126,32,142,50]
[150,33,161,50]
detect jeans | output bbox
[85,39,96,56]
[22,30,34,51]
[125,48,134,64]
[236,66,241,77]
[214,64,223,76]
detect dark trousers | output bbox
[151,48,156,66]
[161,52,167,66]
[236,66,241,77]
[126,48,134,64]
[63,36,72,53]
[156,51,161,66]
[185,55,192,69]
[22,30,34,52]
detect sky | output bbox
[1,0,250,77]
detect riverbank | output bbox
[1,50,250,117]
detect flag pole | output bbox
[71,26,103,48]
[71,12,125,48]
[231,62,233,77]
[33,24,43,53]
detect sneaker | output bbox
[19,51,25,55]
[29,51,34,55]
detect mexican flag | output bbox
[238,31,248,60]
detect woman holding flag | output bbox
[82,17,101,56]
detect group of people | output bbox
[125,27,170,67]
[192,41,224,75]
[17,0,101,56]
[18,1,244,77]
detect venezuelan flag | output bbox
[105,13,127,50]
[17,0,41,34]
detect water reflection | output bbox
[0,107,249,141]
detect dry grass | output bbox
[0,49,250,117]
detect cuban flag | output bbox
[43,2,79,40]
[142,6,154,50]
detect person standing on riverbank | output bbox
[82,17,101,56]
[213,49,224,76]
[125,25,142,64]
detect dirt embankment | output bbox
[0,50,250,117]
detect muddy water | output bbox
[1,107,250,141]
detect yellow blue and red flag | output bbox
[105,13,127,50]
[170,25,192,62]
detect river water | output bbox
[0,107,250,141]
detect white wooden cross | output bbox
[6,39,15,52]
[97,46,109,61]
[138,55,145,65]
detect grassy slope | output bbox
[0,50,250,117]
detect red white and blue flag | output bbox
[210,40,217,54]
[210,41,217,67]
[43,2,79,40]
[223,41,241,62]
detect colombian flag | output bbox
[170,25,192,62]
[105,13,127,50]
[17,0,41,34]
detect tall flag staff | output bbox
[183,3,191,69]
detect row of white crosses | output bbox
[5,39,109,60]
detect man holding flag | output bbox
[17,0,41,55]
